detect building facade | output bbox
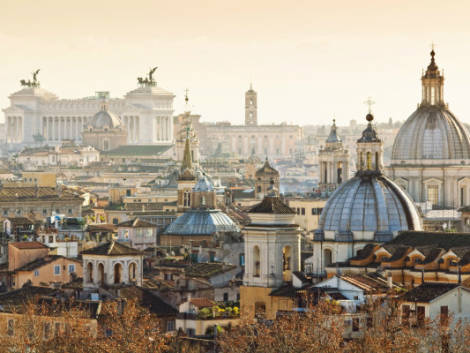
[3,73,174,148]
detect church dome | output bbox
[317,174,421,239]
[392,49,470,163]
[90,106,122,129]
[163,209,239,236]
[316,113,422,241]
[391,106,470,161]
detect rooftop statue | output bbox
[20,69,41,88]
[137,66,158,87]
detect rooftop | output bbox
[249,196,295,214]
[402,283,460,303]
[81,241,143,256]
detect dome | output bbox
[392,106,470,162]
[163,209,239,236]
[90,106,122,129]
[317,174,421,239]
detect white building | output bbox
[3,73,175,149]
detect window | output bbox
[55,209,60,214]
[301,208,305,215]
[16,209,21,216]
[34,270,39,277]
[427,185,439,206]
[48,236,54,243]
[223,292,229,302]
[68,264,75,273]
[166,320,175,332]
[253,246,261,277]
[3,209,7,216]
[461,187,466,207]
[440,306,449,326]
[367,317,373,328]
[54,265,60,275]
[239,253,245,266]
[417,306,425,326]
[257,186,261,193]
[43,209,47,216]
[68,209,72,215]
[112,218,119,225]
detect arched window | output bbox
[359,153,364,170]
[87,262,93,283]
[282,246,291,271]
[129,263,137,281]
[183,191,191,207]
[114,263,122,284]
[324,249,332,268]
[375,152,379,170]
[98,263,105,285]
[336,161,343,184]
[253,246,260,278]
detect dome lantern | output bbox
[356,113,383,173]
[421,48,445,107]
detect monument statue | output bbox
[20,69,41,88]
[137,66,158,87]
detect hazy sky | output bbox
[1,0,470,126]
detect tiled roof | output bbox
[389,231,470,250]
[402,283,459,303]
[249,196,295,214]
[0,186,82,202]
[119,286,177,316]
[190,298,216,308]
[185,262,236,279]
[255,159,279,176]
[81,241,143,256]
[86,224,117,232]
[10,241,48,250]
[15,255,79,272]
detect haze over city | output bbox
[2,0,470,125]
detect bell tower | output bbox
[318,119,349,195]
[245,84,258,126]
[240,195,300,320]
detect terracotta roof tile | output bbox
[10,242,48,250]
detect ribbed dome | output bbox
[318,174,421,237]
[163,209,239,236]
[90,107,121,129]
[392,105,470,162]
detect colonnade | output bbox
[155,116,172,142]
[42,116,89,142]
[6,116,22,143]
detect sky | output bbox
[1,0,470,126]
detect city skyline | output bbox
[2,0,470,126]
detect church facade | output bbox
[3,71,175,149]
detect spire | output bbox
[181,128,193,171]
[326,119,341,143]
[357,113,380,143]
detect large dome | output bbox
[391,106,470,162]
[317,173,421,239]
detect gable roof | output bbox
[81,241,143,256]
[189,298,216,308]
[15,255,80,272]
[402,283,459,303]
